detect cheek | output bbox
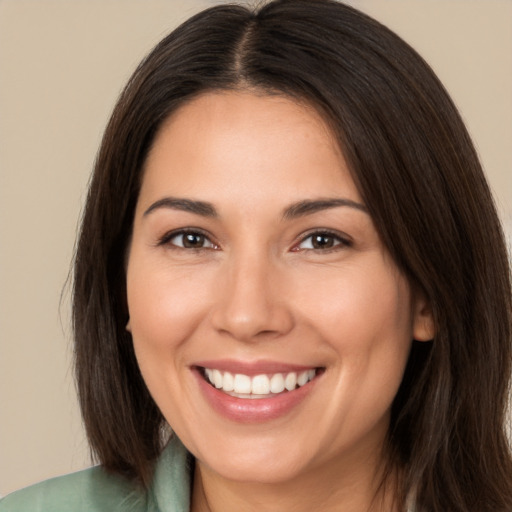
[295,259,413,407]
[125,260,210,416]
[125,255,223,415]
[127,258,212,350]
[296,258,413,345]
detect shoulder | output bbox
[0,465,153,512]
[0,436,192,512]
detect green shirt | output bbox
[0,436,192,512]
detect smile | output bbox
[202,368,318,398]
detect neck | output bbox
[190,449,399,512]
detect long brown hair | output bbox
[73,1,512,509]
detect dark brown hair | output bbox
[73,1,512,510]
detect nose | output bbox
[210,251,294,342]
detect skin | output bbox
[126,91,434,512]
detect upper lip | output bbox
[193,359,321,376]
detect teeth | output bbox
[270,373,285,393]
[285,372,297,391]
[203,368,317,396]
[233,374,251,394]
[297,371,309,386]
[213,369,223,389]
[223,372,234,392]
[252,374,270,394]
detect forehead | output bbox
[160,90,335,138]
[139,91,361,209]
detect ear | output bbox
[126,318,132,333]
[412,293,435,342]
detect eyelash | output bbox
[157,228,352,252]
[157,229,219,250]
[292,229,352,252]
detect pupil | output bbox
[183,233,204,248]
[312,234,333,249]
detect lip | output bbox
[191,361,322,423]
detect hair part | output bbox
[73,1,512,509]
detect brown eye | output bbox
[182,233,206,248]
[295,231,350,251]
[167,231,216,249]
[311,234,336,249]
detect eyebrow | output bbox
[143,197,218,217]
[282,198,368,219]
[143,196,368,219]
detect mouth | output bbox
[192,362,325,422]
[197,366,324,399]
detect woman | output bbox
[2,0,511,510]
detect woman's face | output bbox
[126,91,432,485]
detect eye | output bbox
[159,230,218,250]
[294,231,350,251]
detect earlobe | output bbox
[412,296,435,342]
[126,318,132,333]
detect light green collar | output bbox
[150,436,192,512]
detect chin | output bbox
[185,427,329,486]
[200,452,308,485]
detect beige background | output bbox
[0,0,511,497]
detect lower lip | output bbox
[193,369,318,423]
